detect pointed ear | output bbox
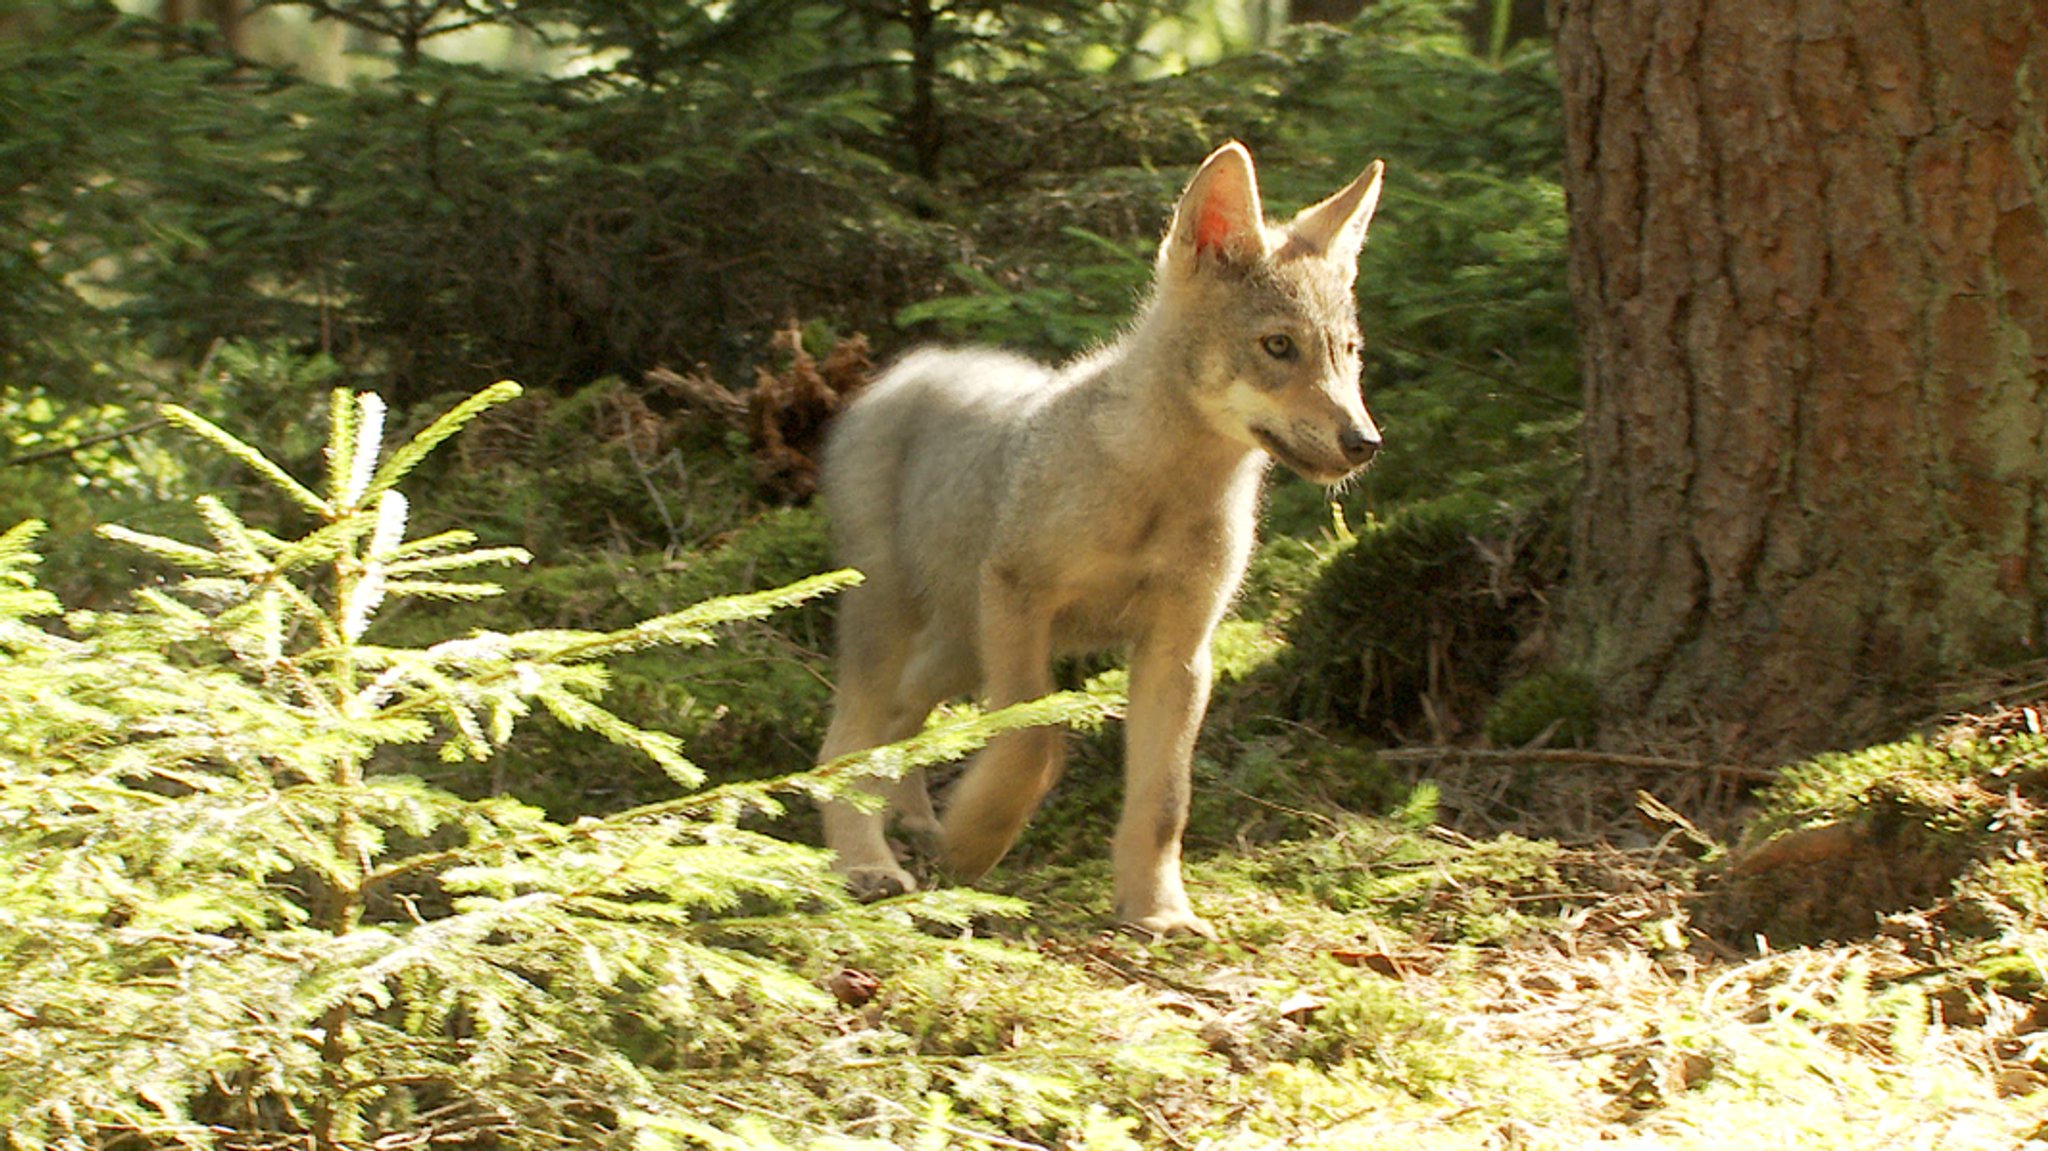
[1285,159,1384,267]
[1163,141,1267,268]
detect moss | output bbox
[1290,963,1463,1074]
[1279,501,1560,740]
[1484,668,1599,748]
[1953,859,2048,995]
[1703,731,2048,948]
[1235,811,1561,945]
[1753,735,2018,842]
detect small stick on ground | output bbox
[1374,745,1778,784]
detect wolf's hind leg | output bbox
[820,587,935,900]
[940,569,1063,881]
[876,633,973,842]
[886,768,939,839]
[819,691,921,900]
[821,610,969,898]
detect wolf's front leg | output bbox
[1114,623,1216,938]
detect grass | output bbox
[717,684,2048,1148]
[605,704,2036,1148]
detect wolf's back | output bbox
[822,347,1054,617]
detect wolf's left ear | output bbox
[1285,159,1385,268]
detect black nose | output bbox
[1339,426,1380,465]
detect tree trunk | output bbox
[1555,1,2048,752]
[904,0,942,185]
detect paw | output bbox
[1118,904,1218,940]
[843,863,918,902]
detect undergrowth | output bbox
[0,384,1122,1149]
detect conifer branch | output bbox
[364,380,522,500]
[323,387,358,508]
[342,392,387,507]
[96,525,239,574]
[385,546,531,576]
[159,403,332,517]
[194,495,272,573]
[269,514,382,574]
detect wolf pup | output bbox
[816,142,1385,936]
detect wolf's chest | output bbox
[1043,503,1250,650]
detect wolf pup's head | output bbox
[1156,142,1384,485]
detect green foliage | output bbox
[383,379,842,810]
[4,0,1570,427]
[432,613,834,814]
[1484,668,1600,749]
[0,4,178,392]
[0,383,1128,1148]
[1251,2,1576,533]
[2,1,1277,403]
[894,229,1151,356]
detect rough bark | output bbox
[1555,0,2048,751]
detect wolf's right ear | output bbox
[1162,141,1267,270]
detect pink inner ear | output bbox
[1195,199,1239,255]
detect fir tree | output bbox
[0,383,1117,1149]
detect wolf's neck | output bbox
[1079,307,1259,479]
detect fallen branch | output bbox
[1372,745,1777,783]
[644,323,873,504]
[644,364,745,427]
[1634,789,1718,858]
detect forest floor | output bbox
[796,700,2048,1151]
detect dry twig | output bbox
[1374,745,1777,783]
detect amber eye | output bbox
[1261,333,1298,360]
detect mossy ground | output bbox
[639,794,2048,1149]
[686,712,2048,1149]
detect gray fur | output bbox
[817,142,1385,936]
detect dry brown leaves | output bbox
[647,320,874,505]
